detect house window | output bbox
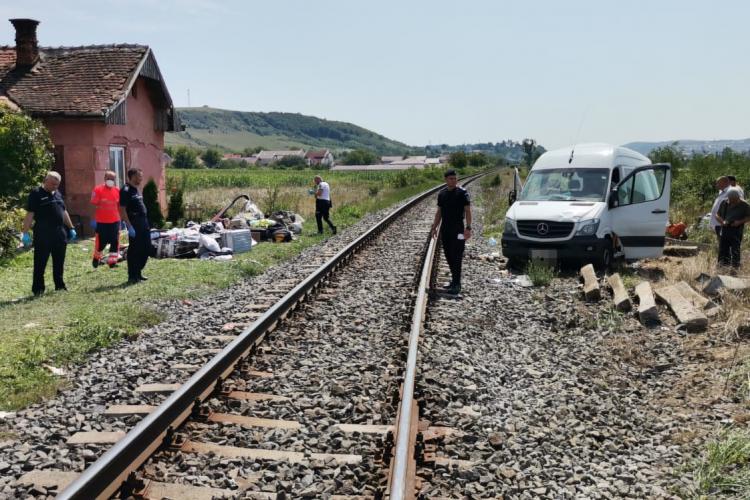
[109,146,126,187]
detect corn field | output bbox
[166,167,449,191]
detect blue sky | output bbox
[1,0,748,149]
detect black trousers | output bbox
[94,222,119,258]
[315,199,335,233]
[718,226,743,268]
[127,222,153,279]
[442,236,466,286]
[32,238,67,295]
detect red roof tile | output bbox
[0,44,148,117]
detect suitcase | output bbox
[220,229,253,254]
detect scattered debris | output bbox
[663,245,699,257]
[702,275,750,296]
[606,273,631,312]
[635,281,659,324]
[673,281,721,317]
[42,364,67,377]
[654,285,708,332]
[580,264,600,301]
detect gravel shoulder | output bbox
[416,182,723,498]
[0,192,431,499]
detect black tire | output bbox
[595,239,613,272]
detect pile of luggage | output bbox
[150,197,303,260]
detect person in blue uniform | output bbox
[430,169,472,295]
[21,171,77,296]
[119,168,153,284]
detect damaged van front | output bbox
[501,143,671,270]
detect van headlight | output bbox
[575,218,600,236]
[504,218,515,234]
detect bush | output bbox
[274,156,308,169]
[525,259,555,286]
[170,146,200,169]
[142,179,164,228]
[0,104,54,204]
[448,151,467,169]
[340,149,378,165]
[201,148,222,168]
[167,186,185,224]
[0,201,25,261]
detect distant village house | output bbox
[305,149,334,167]
[0,18,179,234]
[256,149,306,166]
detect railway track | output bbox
[35,174,484,499]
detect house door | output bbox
[610,164,671,259]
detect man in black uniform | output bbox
[119,168,153,284]
[431,169,472,295]
[716,187,750,269]
[21,171,77,296]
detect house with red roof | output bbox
[305,149,334,167]
[0,19,179,233]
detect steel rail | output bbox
[58,173,484,500]
[388,174,482,500]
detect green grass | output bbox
[478,169,513,238]
[168,129,309,152]
[692,429,750,497]
[0,179,440,410]
[525,259,556,286]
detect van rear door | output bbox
[609,164,671,259]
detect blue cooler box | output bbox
[220,229,252,254]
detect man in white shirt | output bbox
[314,176,337,235]
[710,176,730,239]
[728,175,745,199]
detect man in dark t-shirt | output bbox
[716,187,750,269]
[119,168,153,284]
[431,169,472,294]
[21,171,78,295]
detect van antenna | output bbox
[569,108,589,164]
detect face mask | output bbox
[105,180,115,188]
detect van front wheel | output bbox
[595,240,613,272]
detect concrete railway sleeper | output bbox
[41,174,484,499]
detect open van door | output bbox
[609,163,671,259]
[508,167,524,205]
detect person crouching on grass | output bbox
[90,170,121,268]
[716,187,750,270]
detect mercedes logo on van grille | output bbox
[536,223,550,235]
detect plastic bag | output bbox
[199,234,221,253]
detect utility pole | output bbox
[187,89,191,107]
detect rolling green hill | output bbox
[167,107,412,155]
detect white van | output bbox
[501,143,671,269]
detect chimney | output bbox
[10,18,40,69]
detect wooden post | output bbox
[654,284,708,331]
[634,281,659,324]
[580,264,600,301]
[607,273,631,311]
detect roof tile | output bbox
[0,44,147,117]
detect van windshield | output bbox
[519,168,610,202]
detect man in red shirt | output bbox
[90,171,121,268]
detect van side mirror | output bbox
[508,190,517,206]
[608,188,618,209]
